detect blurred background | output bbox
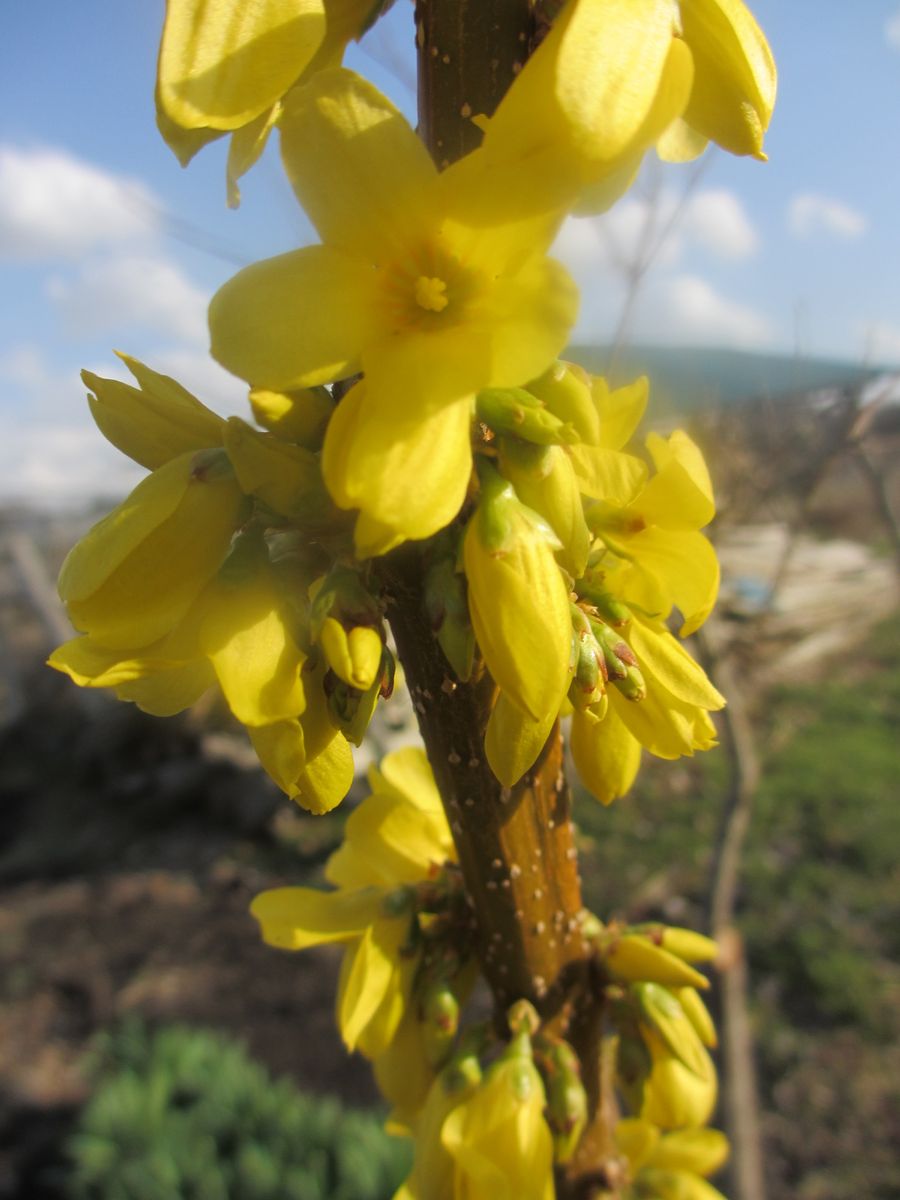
[1,3,898,1199]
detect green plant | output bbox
[67,1021,411,1200]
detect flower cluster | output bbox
[50,0,776,1188]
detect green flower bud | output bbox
[476,386,579,445]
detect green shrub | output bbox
[66,1021,411,1200]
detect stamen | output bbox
[414,275,449,312]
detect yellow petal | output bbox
[116,660,214,716]
[223,417,335,528]
[249,385,334,447]
[570,705,642,805]
[294,726,354,813]
[250,885,381,950]
[279,67,437,257]
[650,1127,729,1176]
[485,692,556,788]
[337,917,408,1054]
[595,375,649,451]
[226,101,281,207]
[209,245,378,389]
[637,430,715,529]
[158,0,327,131]
[60,452,243,650]
[570,446,648,504]
[628,620,725,710]
[322,380,473,550]
[372,1008,435,1126]
[326,790,454,890]
[464,499,572,723]
[624,528,719,635]
[680,0,776,159]
[198,570,307,726]
[84,356,223,470]
[372,746,443,812]
[657,116,710,162]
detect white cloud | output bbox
[0,421,142,506]
[886,8,900,50]
[682,189,758,259]
[647,274,773,348]
[0,145,159,260]
[788,193,867,239]
[47,254,210,344]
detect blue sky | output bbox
[2,1,900,504]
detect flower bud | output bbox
[476,386,579,445]
[525,360,600,445]
[498,438,591,578]
[542,1038,588,1164]
[635,982,712,1078]
[603,935,710,991]
[319,616,383,691]
[421,982,461,1069]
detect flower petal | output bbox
[279,67,437,256]
[209,245,378,389]
[322,380,473,550]
[158,0,327,130]
[250,885,381,949]
[571,705,642,804]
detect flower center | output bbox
[414,275,449,313]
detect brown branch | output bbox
[382,6,620,1193]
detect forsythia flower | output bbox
[48,358,374,815]
[251,749,464,1115]
[156,0,374,203]
[450,0,775,221]
[616,1119,730,1200]
[208,68,578,555]
[463,464,572,724]
[397,1027,555,1200]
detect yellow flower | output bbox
[51,530,310,729]
[449,0,774,221]
[251,748,459,1061]
[156,0,373,203]
[56,449,244,651]
[463,465,572,724]
[585,429,719,638]
[668,0,777,161]
[441,1035,555,1200]
[617,1119,729,1200]
[209,68,578,554]
[82,354,224,470]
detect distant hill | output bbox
[565,344,886,415]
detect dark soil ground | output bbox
[0,672,377,1199]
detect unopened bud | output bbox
[603,934,710,991]
[635,982,711,1079]
[476,387,578,445]
[542,1039,588,1163]
[525,360,599,445]
[319,616,383,691]
[422,983,461,1068]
